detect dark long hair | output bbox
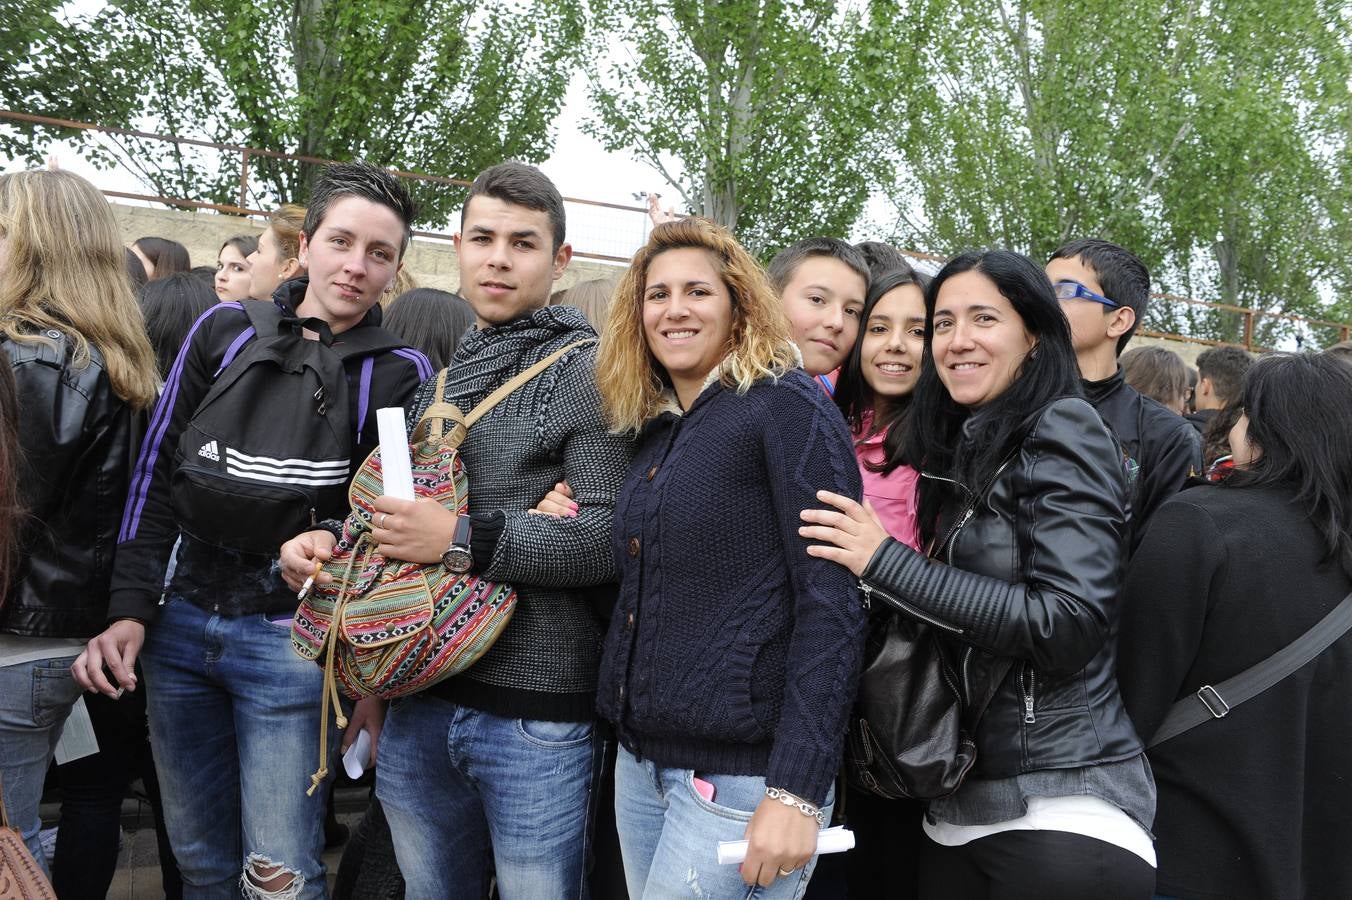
[905,250,1082,546]
[138,274,217,379]
[834,265,930,471]
[383,288,476,371]
[1227,353,1352,577]
[0,360,22,606]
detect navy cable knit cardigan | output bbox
[597,367,866,805]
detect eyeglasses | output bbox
[1053,280,1118,309]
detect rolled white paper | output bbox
[376,407,415,501]
[342,728,373,779]
[716,826,855,865]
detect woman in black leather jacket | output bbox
[0,169,158,875]
[802,250,1155,898]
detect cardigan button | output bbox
[627,537,640,557]
[646,466,658,481]
[626,612,635,629]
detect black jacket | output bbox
[2,332,140,638]
[1183,407,1215,437]
[108,281,431,623]
[1083,367,1201,552]
[1119,483,1352,900]
[861,398,1143,778]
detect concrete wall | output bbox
[1123,334,1209,366]
[111,203,625,295]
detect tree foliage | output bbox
[583,0,918,256]
[878,0,1351,345]
[1,0,584,225]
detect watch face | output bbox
[442,547,473,574]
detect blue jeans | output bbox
[376,694,603,900]
[614,746,835,900]
[141,597,346,900]
[0,655,83,877]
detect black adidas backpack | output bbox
[170,300,407,556]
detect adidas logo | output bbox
[198,440,220,462]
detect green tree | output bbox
[1155,0,1351,346]
[1,0,584,225]
[584,0,918,256]
[879,0,1193,268]
[878,0,1351,346]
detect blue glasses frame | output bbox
[1053,280,1118,309]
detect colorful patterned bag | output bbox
[291,341,591,793]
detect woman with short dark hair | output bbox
[1119,352,1352,900]
[803,250,1155,898]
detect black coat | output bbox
[1119,483,1352,900]
[2,332,140,637]
[861,397,1144,777]
[1084,367,1201,552]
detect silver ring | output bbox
[777,866,795,877]
[378,513,388,528]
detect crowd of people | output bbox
[1,158,1349,900]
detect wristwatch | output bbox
[441,514,474,573]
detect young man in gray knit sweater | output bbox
[284,162,631,898]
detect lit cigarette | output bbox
[297,561,322,601]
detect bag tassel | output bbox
[307,534,370,796]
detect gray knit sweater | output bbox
[413,305,632,721]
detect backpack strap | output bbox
[1148,589,1352,747]
[411,339,596,447]
[465,339,596,428]
[411,369,461,444]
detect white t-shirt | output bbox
[924,793,1157,867]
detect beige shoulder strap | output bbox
[410,368,462,445]
[463,339,596,429]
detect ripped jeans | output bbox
[142,597,346,900]
[613,746,834,900]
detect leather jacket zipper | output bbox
[858,580,964,635]
[928,456,1018,564]
[1022,664,1036,724]
[961,645,974,704]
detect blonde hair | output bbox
[269,203,307,263]
[380,266,418,309]
[595,218,797,434]
[0,170,158,410]
[553,278,616,332]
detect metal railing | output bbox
[3,109,1348,349]
[0,109,649,263]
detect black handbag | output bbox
[844,454,1016,801]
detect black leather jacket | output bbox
[861,397,1144,778]
[2,332,140,637]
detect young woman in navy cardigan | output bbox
[591,218,867,898]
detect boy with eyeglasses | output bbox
[1046,239,1201,552]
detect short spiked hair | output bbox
[303,161,418,259]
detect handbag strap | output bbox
[0,770,8,829]
[1149,589,1352,747]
